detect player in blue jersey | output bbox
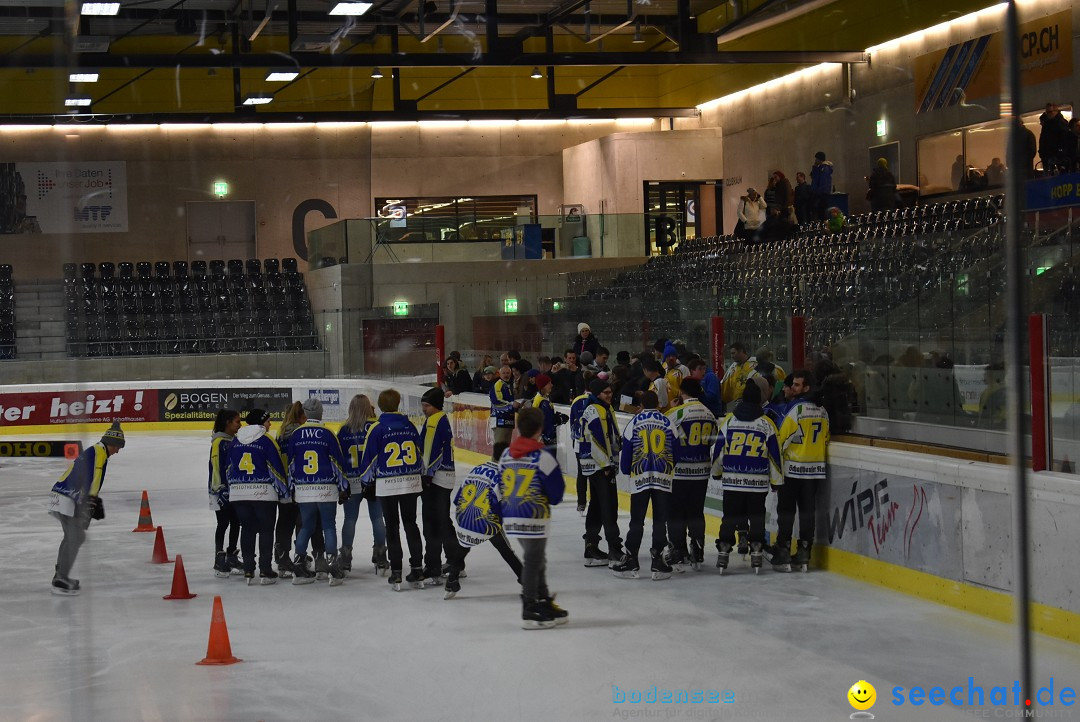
[209,409,241,578]
[46,422,125,596]
[579,378,624,567]
[449,442,523,599]
[711,383,782,574]
[613,391,677,580]
[226,409,290,585]
[336,394,388,576]
[664,378,717,570]
[419,387,466,588]
[499,407,567,629]
[490,364,519,447]
[359,388,426,591]
[568,388,592,515]
[286,398,348,585]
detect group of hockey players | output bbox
[45,337,828,630]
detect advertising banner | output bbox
[14,161,129,233]
[1025,171,1080,212]
[158,387,293,423]
[0,389,155,426]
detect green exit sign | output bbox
[876,119,887,137]
[504,298,519,313]
[213,180,229,197]
[392,301,409,316]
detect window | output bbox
[373,195,537,242]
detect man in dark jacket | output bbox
[810,151,834,221]
[793,171,813,226]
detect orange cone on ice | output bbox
[196,595,242,666]
[150,526,173,564]
[132,490,155,532]
[164,555,197,600]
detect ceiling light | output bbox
[65,96,93,107]
[69,72,100,83]
[530,67,542,79]
[242,94,273,106]
[81,2,120,15]
[371,67,383,79]
[72,36,111,53]
[265,70,299,82]
[329,2,373,15]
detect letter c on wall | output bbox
[292,199,338,261]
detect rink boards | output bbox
[2,377,1078,644]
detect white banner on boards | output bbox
[19,161,128,233]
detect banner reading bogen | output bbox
[20,161,129,233]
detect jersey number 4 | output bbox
[728,431,764,457]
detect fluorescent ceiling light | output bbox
[81,2,120,15]
[329,2,373,15]
[242,94,273,105]
[65,96,93,107]
[69,72,100,83]
[371,67,383,79]
[72,36,111,53]
[265,70,299,81]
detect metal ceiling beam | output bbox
[0,50,868,67]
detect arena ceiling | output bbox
[0,0,998,122]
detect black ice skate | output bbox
[389,569,403,591]
[689,540,705,571]
[274,545,295,579]
[51,577,80,596]
[244,570,256,585]
[715,541,732,574]
[771,540,793,573]
[521,596,557,630]
[444,569,461,600]
[291,553,316,585]
[226,549,243,576]
[372,545,389,576]
[750,542,764,574]
[213,551,231,579]
[441,562,466,578]
[326,554,345,586]
[791,540,812,572]
[259,568,278,586]
[583,543,609,567]
[313,551,329,581]
[650,549,673,581]
[423,566,443,587]
[611,554,640,579]
[339,546,352,575]
[540,595,569,625]
[736,530,749,558]
[405,567,426,590]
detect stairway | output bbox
[14,280,66,360]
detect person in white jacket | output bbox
[737,188,767,240]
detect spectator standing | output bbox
[793,171,813,226]
[809,151,834,220]
[985,157,1006,186]
[572,323,600,358]
[867,158,898,212]
[473,364,496,395]
[736,188,766,241]
[689,358,722,417]
[442,358,472,396]
[721,342,755,409]
[1040,103,1070,173]
[551,349,584,404]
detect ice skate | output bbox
[689,540,705,571]
[327,554,345,586]
[444,570,461,600]
[791,540,811,572]
[576,503,586,516]
[389,569,403,591]
[540,594,569,625]
[611,554,640,579]
[372,545,389,576]
[313,552,329,581]
[771,540,792,573]
[291,553,316,585]
[51,577,80,596]
[339,546,352,575]
[213,551,231,579]
[583,543,609,567]
[260,569,278,586]
[442,562,466,578]
[715,541,732,574]
[521,596,557,630]
[650,549,673,581]
[736,530,749,559]
[423,566,443,587]
[750,542,764,574]
[244,570,256,585]
[274,545,295,579]
[226,548,243,576]
[406,567,425,589]
[662,544,687,572]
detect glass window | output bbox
[373,195,537,242]
[916,131,963,194]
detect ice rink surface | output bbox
[3,431,1079,722]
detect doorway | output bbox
[187,201,257,262]
[643,181,722,255]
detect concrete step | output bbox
[16,310,65,325]
[16,336,67,353]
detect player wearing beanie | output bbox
[419,387,465,588]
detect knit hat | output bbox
[301,397,324,420]
[526,368,541,378]
[483,365,497,374]
[742,380,762,405]
[746,187,758,195]
[579,351,594,365]
[245,408,270,426]
[100,421,125,448]
[421,387,444,410]
[534,373,552,390]
[755,360,776,377]
[588,378,611,396]
[663,343,678,360]
[815,151,826,161]
[577,322,591,334]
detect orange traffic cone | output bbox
[132,490,155,532]
[196,595,242,666]
[150,526,173,564]
[164,554,197,600]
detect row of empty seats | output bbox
[64,258,319,358]
[0,264,13,359]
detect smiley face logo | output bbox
[848,680,877,711]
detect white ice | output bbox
[3,431,1079,722]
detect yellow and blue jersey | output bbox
[579,396,620,475]
[777,397,830,480]
[712,412,782,492]
[286,420,347,502]
[47,442,109,517]
[420,411,456,489]
[619,409,676,492]
[666,399,717,481]
[489,379,516,428]
[359,412,423,497]
[226,426,289,502]
[568,392,591,453]
[531,392,558,446]
[453,460,504,547]
[499,446,564,538]
[208,432,233,509]
[336,418,375,493]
